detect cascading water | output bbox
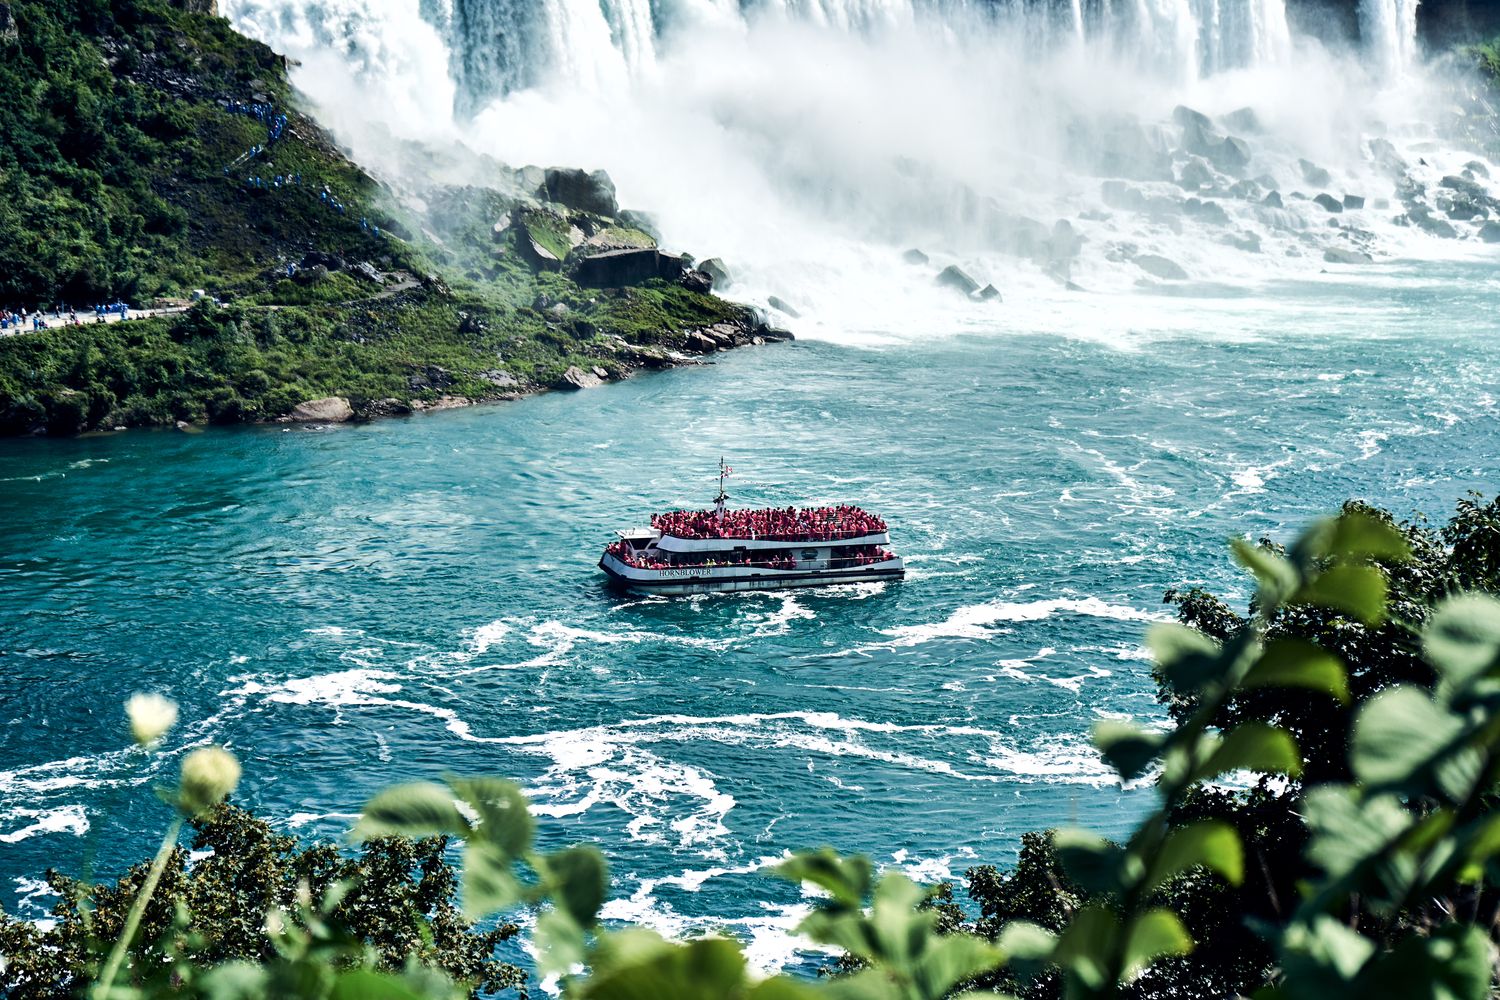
[1359,0,1421,75]
[222,0,1494,343]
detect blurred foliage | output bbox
[960,493,1500,999]
[0,804,522,999]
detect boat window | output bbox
[801,549,818,560]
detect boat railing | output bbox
[606,550,897,572]
[657,527,886,543]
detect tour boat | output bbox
[599,461,905,595]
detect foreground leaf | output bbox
[1052,906,1119,991]
[461,841,522,921]
[1242,639,1350,704]
[1193,723,1301,782]
[1350,686,1466,794]
[1326,512,1412,563]
[1291,564,1388,625]
[354,783,469,840]
[770,848,872,909]
[1093,720,1164,783]
[448,776,535,857]
[1231,538,1299,607]
[1359,923,1495,1000]
[1148,623,1224,694]
[1122,909,1192,979]
[1052,828,1127,894]
[1145,820,1244,889]
[1424,595,1500,693]
[544,844,610,928]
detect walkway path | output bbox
[1,306,190,338]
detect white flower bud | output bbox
[124,693,178,747]
[178,746,242,816]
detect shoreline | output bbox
[14,321,796,439]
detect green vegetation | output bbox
[0,0,767,435]
[1470,36,1500,83]
[6,495,1500,998]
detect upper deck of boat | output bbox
[642,505,891,551]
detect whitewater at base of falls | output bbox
[222,0,1492,348]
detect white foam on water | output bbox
[863,596,1170,651]
[0,752,139,797]
[0,805,89,843]
[284,811,363,828]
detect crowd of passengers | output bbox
[605,541,894,572]
[651,505,887,541]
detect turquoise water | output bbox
[2,265,1498,968]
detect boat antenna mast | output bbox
[715,457,731,522]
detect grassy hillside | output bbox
[0,0,775,435]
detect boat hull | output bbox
[599,557,904,595]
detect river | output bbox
[2,258,1496,969]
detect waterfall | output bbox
[1359,0,1421,76]
[225,0,1297,118]
[1194,0,1291,76]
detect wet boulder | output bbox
[1368,138,1407,176]
[983,210,1049,258]
[1184,198,1230,225]
[935,264,981,295]
[1172,105,1213,131]
[1313,193,1344,213]
[556,366,604,390]
[768,295,801,318]
[1049,219,1084,260]
[1134,254,1188,280]
[1087,114,1172,180]
[1441,174,1488,201]
[698,257,732,289]
[1223,107,1262,133]
[617,209,661,240]
[542,167,618,217]
[1405,206,1458,238]
[1465,160,1491,179]
[1299,159,1332,187]
[291,397,354,423]
[902,248,929,265]
[1179,117,1219,158]
[1479,221,1500,243]
[1178,157,1215,190]
[1227,178,1263,200]
[1262,190,1284,209]
[684,332,719,354]
[1323,247,1372,265]
[1342,194,1365,210]
[574,248,687,287]
[679,269,713,294]
[973,284,1002,302]
[1209,136,1252,172]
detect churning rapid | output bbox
[221,0,1497,344]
